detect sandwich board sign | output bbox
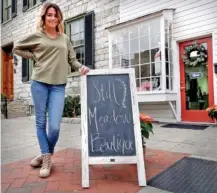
[80,68,146,188]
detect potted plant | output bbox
[140,113,154,149]
[206,105,217,122]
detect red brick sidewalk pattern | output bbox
[1,148,188,193]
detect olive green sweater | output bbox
[13,30,82,85]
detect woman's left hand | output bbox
[79,65,90,75]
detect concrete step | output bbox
[8,112,28,118]
[5,100,30,118]
[7,107,26,112]
[7,106,25,110]
[1,113,6,119]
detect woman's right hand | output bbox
[79,65,90,75]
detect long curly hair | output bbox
[37,2,64,33]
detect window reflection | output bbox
[141,64,150,78]
[140,36,149,51]
[121,54,129,68]
[132,65,140,79]
[112,56,120,68]
[150,19,160,34]
[130,38,139,53]
[69,17,84,72]
[139,22,149,36]
[185,43,209,110]
[151,34,160,48]
[140,78,151,91]
[130,25,138,39]
[130,53,139,66]
[140,50,150,64]
[152,77,161,90]
[110,18,173,92]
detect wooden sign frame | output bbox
[80,68,146,188]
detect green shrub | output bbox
[63,95,81,117]
[1,93,7,100]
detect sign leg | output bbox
[137,155,146,186]
[82,149,89,188]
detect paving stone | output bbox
[10,178,26,188]
[30,185,47,193]
[45,181,60,192]
[2,117,216,193]
[23,181,47,187]
[1,183,10,193]
[1,148,183,193]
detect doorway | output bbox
[1,45,14,100]
[179,37,214,123]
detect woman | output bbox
[13,2,90,178]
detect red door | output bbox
[1,49,14,100]
[179,37,214,123]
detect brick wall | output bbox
[1,0,120,104]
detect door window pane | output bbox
[184,43,209,110]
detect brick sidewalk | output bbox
[1,148,188,193]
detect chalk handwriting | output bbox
[91,79,127,108]
[88,106,132,133]
[115,79,127,108]
[88,75,134,156]
[90,133,134,155]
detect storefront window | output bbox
[110,17,173,93]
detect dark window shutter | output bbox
[11,0,17,18]
[1,0,3,23]
[22,58,29,82]
[84,11,94,69]
[22,0,29,12]
[33,0,37,5]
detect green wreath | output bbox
[182,41,207,67]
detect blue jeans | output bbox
[31,80,66,154]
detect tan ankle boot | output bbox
[30,155,43,167]
[39,153,52,178]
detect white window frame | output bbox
[2,0,12,22]
[65,15,85,77]
[28,0,38,8]
[108,10,177,102]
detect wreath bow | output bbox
[182,41,207,67]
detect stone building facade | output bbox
[1,0,119,104]
[2,0,217,123]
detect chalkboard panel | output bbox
[87,74,136,157]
